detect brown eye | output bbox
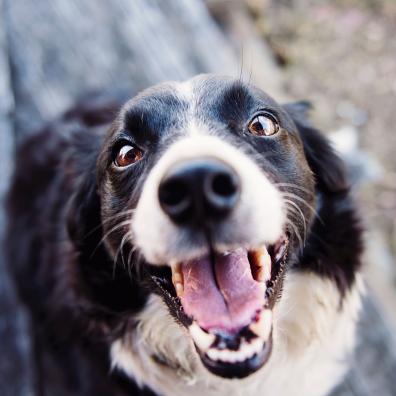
[248,114,279,137]
[114,144,143,167]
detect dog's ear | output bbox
[67,170,101,249]
[283,101,348,194]
[66,132,103,250]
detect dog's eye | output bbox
[248,114,279,137]
[114,144,143,167]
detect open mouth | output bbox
[151,234,289,379]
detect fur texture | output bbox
[111,273,363,396]
[6,75,363,395]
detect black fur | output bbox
[6,77,362,395]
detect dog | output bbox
[7,74,363,396]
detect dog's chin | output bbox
[148,234,289,379]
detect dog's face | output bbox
[96,75,316,379]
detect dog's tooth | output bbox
[255,246,270,266]
[189,323,215,352]
[249,309,272,341]
[207,348,220,361]
[171,262,184,296]
[228,351,239,363]
[256,265,271,282]
[218,349,233,363]
[245,340,256,357]
[251,338,264,354]
[238,341,250,360]
[171,262,182,282]
[174,282,184,296]
[234,350,245,362]
[206,338,266,364]
[237,339,258,361]
[251,247,271,282]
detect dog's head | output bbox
[72,75,348,380]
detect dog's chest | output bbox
[111,272,363,396]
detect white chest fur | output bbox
[111,272,363,396]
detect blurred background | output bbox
[0,0,395,395]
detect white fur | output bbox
[177,79,195,103]
[132,133,285,265]
[111,272,364,396]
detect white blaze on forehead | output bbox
[175,80,203,137]
[177,79,195,101]
[132,133,285,265]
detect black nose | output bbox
[158,159,240,225]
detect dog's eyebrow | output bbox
[123,109,150,132]
[123,94,187,137]
[212,82,258,125]
[223,82,254,109]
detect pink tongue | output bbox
[180,248,264,333]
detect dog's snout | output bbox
[158,159,240,225]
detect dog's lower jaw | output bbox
[110,272,364,396]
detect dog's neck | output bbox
[111,271,363,396]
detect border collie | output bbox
[7,75,363,396]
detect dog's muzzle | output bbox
[131,135,287,378]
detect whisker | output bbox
[281,192,324,224]
[89,219,131,260]
[284,199,307,244]
[285,218,304,252]
[238,46,244,82]
[83,209,136,239]
[248,151,282,164]
[112,231,132,279]
[286,211,306,247]
[126,244,138,280]
[275,182,312,195]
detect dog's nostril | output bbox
[211,172,238,198]
[160,180,188,206]
[204,171,239,216]
[158,179,191,220]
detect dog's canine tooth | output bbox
[171,262,184,296]
[256,265,270,283]
[189,323,215,352]
[251,247,271,282]
[174,282,184,296]
[249,309,272,341]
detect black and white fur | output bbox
[7,74,363,396]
